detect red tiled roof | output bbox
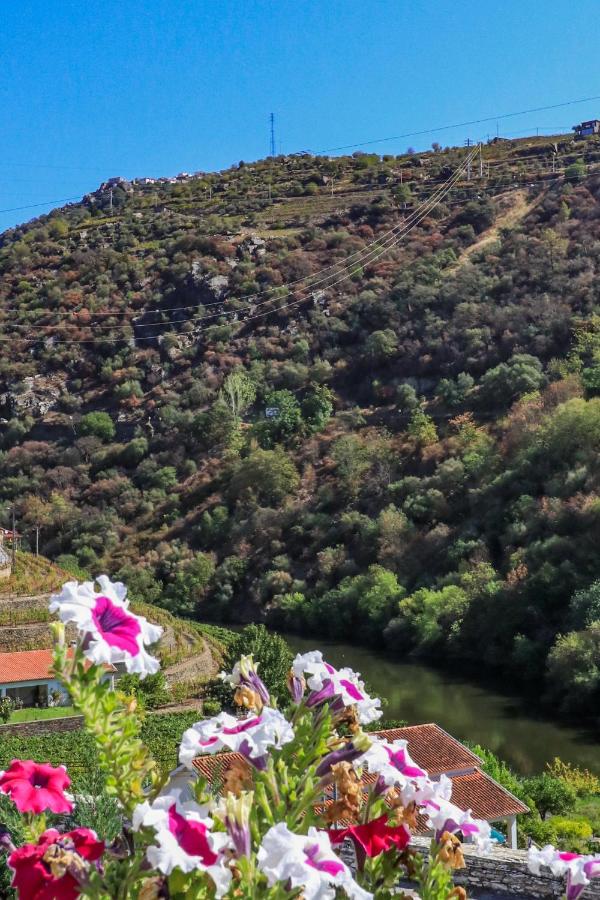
[370,724,481,776]
[316,769,527,830]
[0,649,115,684]
[0,649,58,683]
[448,770,528,819]
[188,722,527,826]
[192,752,250,784]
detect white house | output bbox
[0,649,116,708]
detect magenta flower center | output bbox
[305,843,344,877]
[29,769,50,789]
[168,805,218,864]
[91,595,141,654]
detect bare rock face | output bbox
[1,375,63,418]
[237,235,267,259]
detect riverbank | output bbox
[283,633,600,775]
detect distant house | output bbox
[166,722,528,849]
[0,649,116,709]
[0,531,11,579]
[573,120,600,138]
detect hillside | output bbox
[0,554,223,683]
[3,133,600,719]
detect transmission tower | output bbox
[270,113,276,157]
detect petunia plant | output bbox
[0,574,586,899]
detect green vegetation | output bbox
[0,711,200,777]
[6,705,77,723]
[3,137,600,720]
[473,746,600,850]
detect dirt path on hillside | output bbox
[448,189,543,271]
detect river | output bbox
[283,634,600,775]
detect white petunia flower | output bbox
[354,737,427,788]
[179,707,294,770]
[293,652,382,725]
[528,845,600,900]
[257,822,372,900]
[422,795,492,853]
[133,792,232,896]
[49,575,163,678]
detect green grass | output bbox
[7,706,77,723]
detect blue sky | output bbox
[1,0,599,232]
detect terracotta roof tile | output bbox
[447,769,529,818]
[0,649,116,684]
[370,724,481,776]
[0,649,58,683]
[192,752,251,785]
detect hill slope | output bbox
[0,554,223,681]
[3,135,600,718]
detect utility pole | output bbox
[269,113,276,158]
[109,188,113,214]
[465,139,472,181]
[479,143,483,178]
[35,525,39,557]
[11,506,16,570]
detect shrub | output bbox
[78,411,116,442]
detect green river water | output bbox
[284,634,600,776]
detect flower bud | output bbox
[287,670,305,704]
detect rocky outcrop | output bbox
[1,375,63,417]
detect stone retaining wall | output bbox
[411,837,600,898]
[0,715,84,737]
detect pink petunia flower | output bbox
[8,827,104,900]
[328,814,410,869]
[0,760,73,815]
[49,575,163,678]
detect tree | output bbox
[301,385,333,433]
[220,369,256,419]
[365,329,398,363]
[254,390,303,447]
[228,447,299,505]
[523,773,576,819]
[546,623,600,713]
[407,406,438,446]
[332,435,371,497]
[569,581,600,629]
[78,412,116,442]
[478,354,544,408]
[565,160,586,183]
[118,672,170,710]
[165,552,215,616]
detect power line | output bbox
[3,149,477,328]
[3,152,476,333]
[0,150,476,344]
[311,93,600,153]
[0,195,84,215]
